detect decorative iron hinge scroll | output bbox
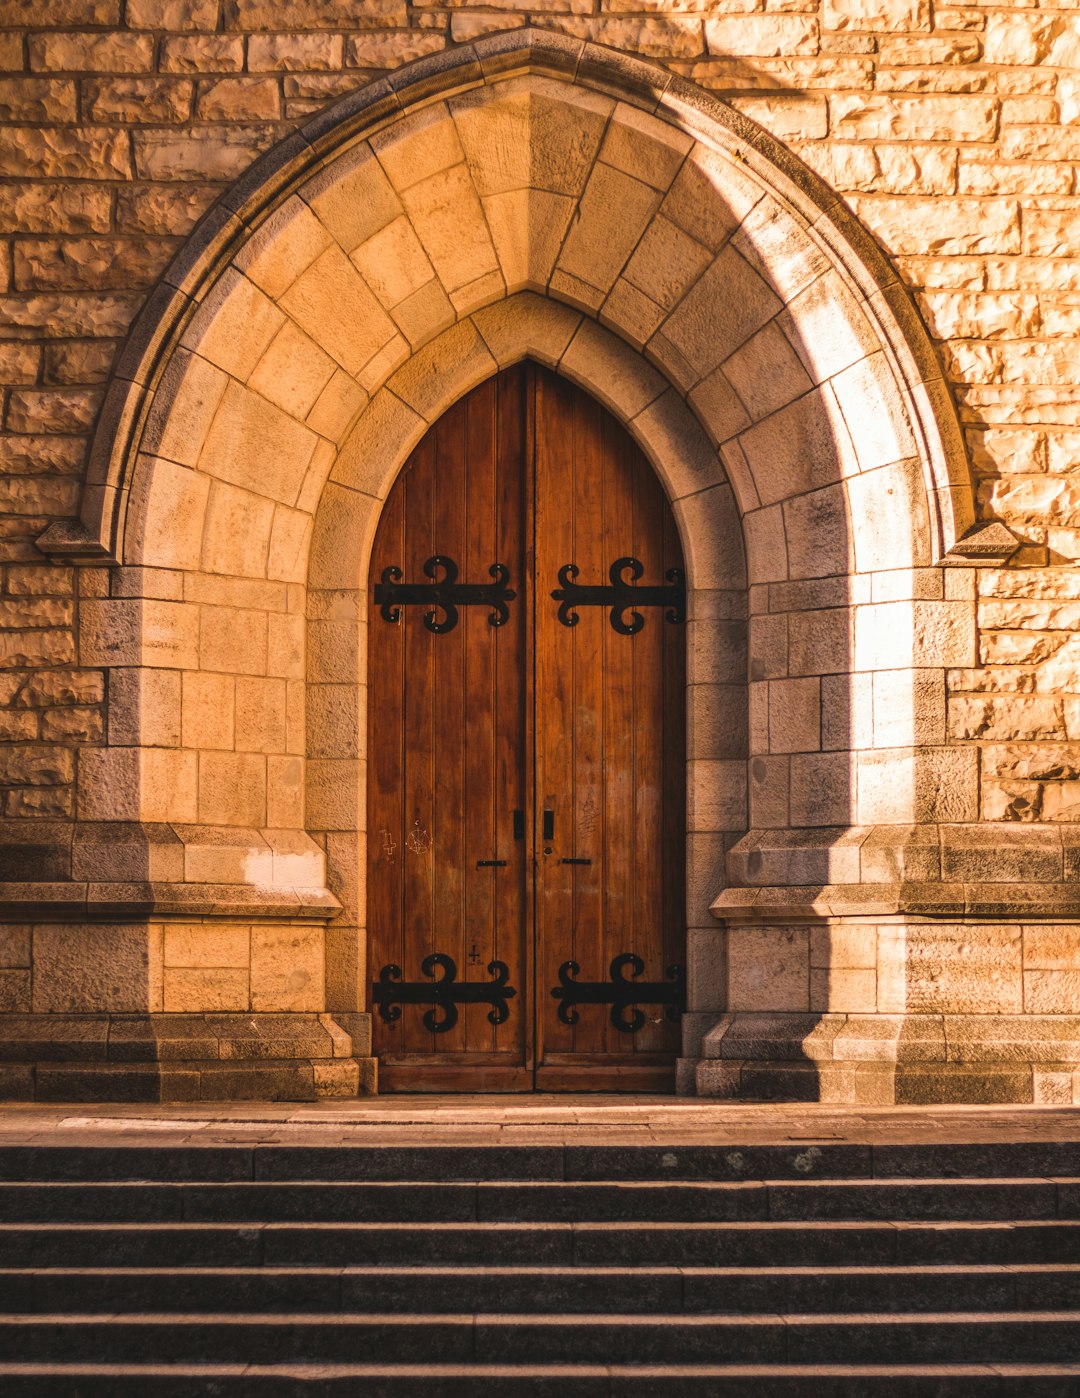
[373,953,516,1034]
[375,555,515,634]
[551,953,685,1034]
[551,556,686,635]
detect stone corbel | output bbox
[941,520,1021,566]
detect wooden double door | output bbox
[367,364,686,1091]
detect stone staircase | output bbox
[1,1136,1079,1392]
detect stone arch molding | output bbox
[51,28,980,574]
[52,31,1009,1019]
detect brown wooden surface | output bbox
[367,364,685,1092]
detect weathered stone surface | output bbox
[15,236,173,291]
[159,36,245,73]
[230,0,407,30]
[0,79,77,122]
[126,0,219,28]
[706,14,819,58]
[83,77,193,124]
[346,30,446,68]
[29,32,153,73]
[248,33,344,71]
[133,126,277,180]
[115,183,217,235]
[0,126,131,180]
[196,77,281,121]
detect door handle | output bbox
[542,809,554,841]
[560,858,592,866]
[476,859,507,868]
[512,809,525,840]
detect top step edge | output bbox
[2,1141,1080,1182]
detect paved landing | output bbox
[1,1097,1079,1149]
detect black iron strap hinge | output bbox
[373,953,515,1033]
[551,556,685,635]
[551,953,685,1033]
[375,555,515,633]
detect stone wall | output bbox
[2,2,1080,1102]
[1,0,1078,826]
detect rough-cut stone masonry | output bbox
[0,2,1078,827]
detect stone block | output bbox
[857,746,978,825]
[687,759,746,835]
[878,923,1023,1016]
[740,386,856,510]
[727,925,809,1012]
[402,162,502,297]
[159,35,245,74]
[659,245,783,387]
[1024,971,1080,1016]
[452,79,607,200]
[280,244,400,379]
[768,677,821,755]
[706,13,820,57]
[832,1013,945,1064]
[198,752,266,828]
[1024,925,1080,972]
[198,606,268,676]
[251,924,323,1012]
[303,143,403,254]
[164,967,249,1013]
[789,752,854,828]
[33,924,163,1014]
[234,676,288,756]
[810,967,877,1013]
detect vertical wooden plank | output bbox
[401,434,437,1056]
[534,368,578,1062]
[430,402,468,1054]
[462,376,497,1056]
[630,441,667,1056]
[367,483,406,1062]
[599,412,635,1060]
[569,384,606,1059]
[493,365,528,1067]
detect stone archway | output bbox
[24,29,1017,1102]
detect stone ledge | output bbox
[693,1011,1080,1104]
[0,1012,377,1101]
[0,881,339,920]
[0,822,341,920]
[0,1012,371,1063]
[726,823,1080,891]
[714,882,1080,921]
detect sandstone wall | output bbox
[0,0,1077,830]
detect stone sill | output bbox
[701,1012,1080,1065]
[726,824,1080,892]
[0,1013,363,1063]
[0,881,341,921]
[714,882,1080,921]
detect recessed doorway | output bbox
[367,363,686,1091]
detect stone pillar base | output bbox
[688,1012,1080,1106]
[0,1012,377,1102]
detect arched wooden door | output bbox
[367,364,686,1091]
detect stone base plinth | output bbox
[0,1012,377,1102]
[686,1011,1080,1105]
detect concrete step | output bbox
[0,1177,1075,1223]
[2,1363,1080,1396]
[4,1219,1080,1268]
[3,1311,1080,1365]
[2,1140,1080,1182]
[2,1263,1079,1315]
